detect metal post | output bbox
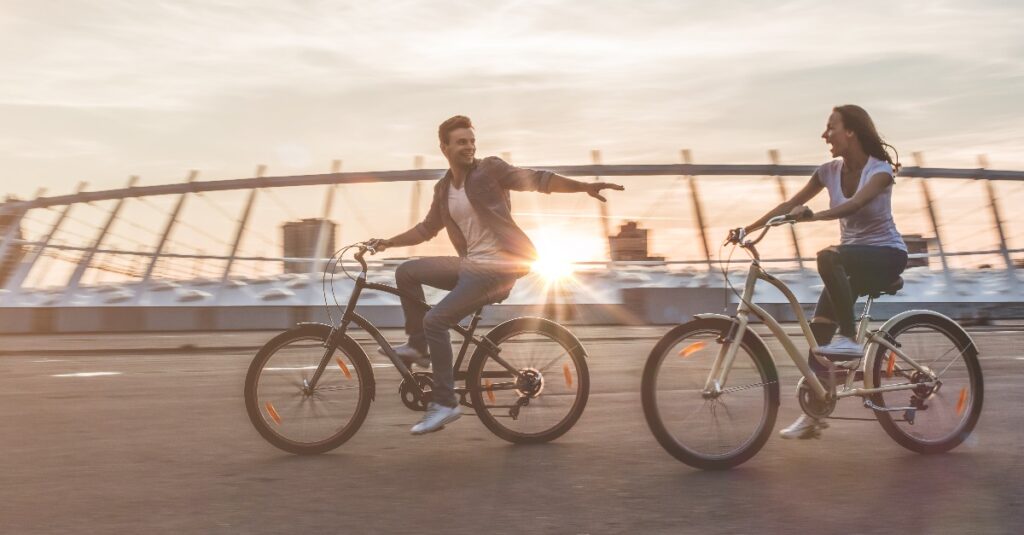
[591,150,613,258]
[913,152,953,286]
[682,150,712,268]
[63,175,140,303]
[979,155,1017,286]
[220,165,264,285]
[6,182,89,293]
[408,155,424,257]
[769,150,804,270]
[0,187,46,290]
[310,160,339,276]
[134,170,198,302]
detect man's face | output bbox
[441,127,476,168]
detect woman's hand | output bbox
[788,205,814,221]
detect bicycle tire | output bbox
[641,317,779,470]
[244,323,374,455]
[869,313,983,454]
[466,317,589,444]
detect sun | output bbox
[532,254,575,282]
[530,231,603,283]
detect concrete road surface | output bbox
[1,327,1022,534]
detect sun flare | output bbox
[530,231,603,283]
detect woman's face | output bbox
[821,111,852,158]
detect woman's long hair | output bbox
[834,105,901,172]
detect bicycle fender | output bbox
[692,313,773,354]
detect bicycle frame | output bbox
[707,225,940,403]
[305,249,524,396]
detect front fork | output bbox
[702,312,749,397]
[305,273,365,393]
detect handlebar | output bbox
[350,241,379,273]
[726,214,805,250]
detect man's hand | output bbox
[585,182,625,202]
[365,238,392,253]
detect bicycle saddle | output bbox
[864,276,904,299]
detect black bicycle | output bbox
[244,242,591,454]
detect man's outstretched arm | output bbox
[491,157,624,202]
[544,175,625,202]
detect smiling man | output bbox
[369,115,623,435]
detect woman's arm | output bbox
[744,171,824,233]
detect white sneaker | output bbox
[813,335,864,361]
[379,343,431,369]
[410,402,462,435]
[779,414,828,439]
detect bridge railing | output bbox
[2,157,1022,303]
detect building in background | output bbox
[902,234,932,269]
[609,221,664,262]
[282,218,337,274]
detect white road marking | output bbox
[267,364,405,370]
[52,372,123,378]
[33,359,67,363]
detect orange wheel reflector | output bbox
[485,380,496,403]
[335,357,352,379]
[956,387,969,416]
[563,362,573,388]
[265,402,282,425]
[886,352,896,378]
[680,341,707,358]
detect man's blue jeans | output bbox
[395,257,524,407]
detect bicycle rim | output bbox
[647,328,774,464]
[471,327,587,441]
[872,319,981,450]
[252,335,367,450]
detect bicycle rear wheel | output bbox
[244,323,374,454]
[467,317,589,444]
[641,318,779,470]
[869,313,982,454]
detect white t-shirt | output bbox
[818,156,906,251]
[447,183,506,261]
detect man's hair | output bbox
[438,115,473,145]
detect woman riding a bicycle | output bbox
[742,105,909,439]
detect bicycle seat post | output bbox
[857,296,875,343]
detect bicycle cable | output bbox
[321,244,355,327]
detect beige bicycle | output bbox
[641,215,983,470]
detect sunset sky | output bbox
[3,0,1024,276]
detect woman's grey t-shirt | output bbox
[818,156,907,252]
[447,183,506,261]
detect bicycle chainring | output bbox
[399,372,434,412]
[797,376,836,419]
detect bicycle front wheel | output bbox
[244,323,374,455]
[467,317,589,444]
[641,318,779,470]
[869,313,983,454]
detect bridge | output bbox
[2,154,1023,332]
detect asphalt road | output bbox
[1,327,1022,534]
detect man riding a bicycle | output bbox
[369,115,623,435]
